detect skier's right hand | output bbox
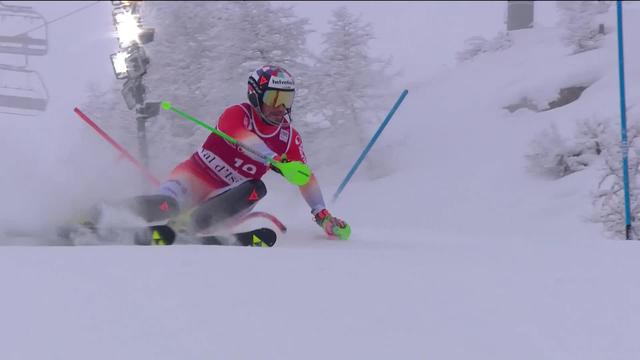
[314,209,351,240]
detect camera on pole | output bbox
[109,0,156,168]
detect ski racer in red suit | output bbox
[129,65,350,240]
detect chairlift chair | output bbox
[0,64,49,115]
[0,2,48,56]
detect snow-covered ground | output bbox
[2,2,640,360]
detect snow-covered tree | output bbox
[456,36,488,63]
[526,118,607,179]
[592,118,640,239]
[556,1,611,54]
[526,124,579,179]
[525,112,640,239]
[204,1,314,119]
[456,31,513,63]
[305,6,396,178]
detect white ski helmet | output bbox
[247,65,295,125]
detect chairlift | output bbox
[0,2,48,56]
[0,64,49,115]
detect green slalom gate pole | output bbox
[161,101,311,186]
[332,89,408,203]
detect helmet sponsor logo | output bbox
[269,77,295,89]
[259,76,268,86]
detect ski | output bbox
[143,225,277,247]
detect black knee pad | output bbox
[124,194,180,222]
[241,179,267,201]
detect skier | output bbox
[116,65,350,241]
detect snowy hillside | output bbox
[2,2,640,360]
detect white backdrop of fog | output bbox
[0,1,562,228]
[1,1,563,118]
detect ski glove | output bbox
[269,154,288,175]
[314,209,351,240]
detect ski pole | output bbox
[74,107,161,187]
[161,101,311,186]
[332,89,408,203]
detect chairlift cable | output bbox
[12,1,102,36]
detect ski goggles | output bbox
[262,89,294,109]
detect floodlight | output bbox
[112,1,142,12]
[113,8,141,48]
[124,44,149,78]
[138,27,155,44]
[121,77,146,110]
[110,51,128,79]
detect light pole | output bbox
[109,0,158,168]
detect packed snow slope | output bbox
[3,7,640,360]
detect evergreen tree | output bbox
[195,1,315,129]
[592,119,640,239]
[307,6,396,178]
[556,1,611,54]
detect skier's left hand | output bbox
[314,209,351,240]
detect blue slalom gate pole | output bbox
[332,89,408,203]
[616,0,632,239]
